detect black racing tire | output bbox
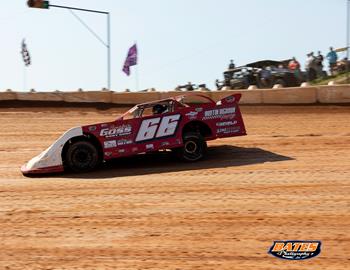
[65,141,100,173]
[175,132,207,162]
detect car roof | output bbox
[224,66,256,75]
[245,59,292,68]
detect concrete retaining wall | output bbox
[262,87,317,104]
[0,85,349,105]
[211,90,263,104]
[317,85,350,103]
[62,91,112,103]
[17,91,63,102]
[159,91,199,100]
[0,91,17,101]
[112,92,161,105]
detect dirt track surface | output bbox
[0,105,349,270]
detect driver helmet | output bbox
[152,104,167,115]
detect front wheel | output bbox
[65,141,100,173]
[174,132,207,162]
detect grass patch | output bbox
[310,71,350,85]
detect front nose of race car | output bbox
[21,127,83,175]
[21,149,65,175]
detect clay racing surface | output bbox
[0,105,349,270]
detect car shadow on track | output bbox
[61,145,293,179]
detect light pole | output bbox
[27,1,111,90]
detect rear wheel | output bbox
[65,141,100,172]
[175,132,207,162]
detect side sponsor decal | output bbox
[217,126,241,134]
[104,140,117,149]
[269,241,322,260]
[136,114,181,142]
[104,139,132,149]
[216,121,237,127]
[220,114,236,120]
[203,107,236,120]
[161,141,170,147]
[185,111,198,120]
[146,144,154,150]
[88,125,97,132]
[117,139,132,146]
[104,152,113,157]
[100,124,132,138]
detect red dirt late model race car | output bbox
[21,94,246,175]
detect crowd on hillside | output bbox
[288,46,346,82]
[177,46,348,91]
[226,46,348,83]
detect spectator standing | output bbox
[305,52,317,81]
[315,51,324,78]
[215,79,221,90]
[186,82,194,91]
[326,47,338,75]
[260,66,272,88]
[228,59,235,70]
[288,57,302,83]
[288,57,301,70]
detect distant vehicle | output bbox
[335,58,350,73]
[216,60,303,90]
[22,94,246,175]
[175,83,208,91]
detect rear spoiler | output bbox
[217,94,242,105]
